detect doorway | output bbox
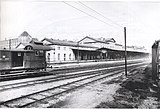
[12,52,24,67]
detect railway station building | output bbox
[42,36,149,64]
[0,31,149,65]
[41,38,99,63]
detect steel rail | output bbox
[0,63,148,108]
[0,61,148,92]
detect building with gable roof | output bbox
[0,31,39,50]
[0,31,149,65]
[42,38,99,63]
[42,35,149,64]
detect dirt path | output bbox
[97,64,160,108]
[48,64,159,108]
[49,73,124,108]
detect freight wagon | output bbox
[0,44,51,74]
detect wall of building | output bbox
[46,45,75,63]
[24,51,46,69]
[0,31,36,50]
[0,50,12,70]
[0,38,19,49]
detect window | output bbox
[58,46,60,50]
[47,53,50,62]
[58,53,60,60]
[39,50,44,56]
[69,54,71,60]
[27,46,32,50]
[1,51,9,59]
[64,47,66,50]
[2,55,6,59]
[35,50,39,56]
[39,50,43,54]
[18,52,21,56]
[53,52,55,61]
[64,54,66,61]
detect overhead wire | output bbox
[128,6,156,35]
[35,16,88,36]
[78,1,123,28]
[63,1,121,29]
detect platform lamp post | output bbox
[124,27,128,77]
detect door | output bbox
[12,52,24,67]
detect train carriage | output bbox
[0,43,51,74]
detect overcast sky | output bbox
[1,0,160,52]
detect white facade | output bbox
[42,39,75,63]
[42,36,148,63]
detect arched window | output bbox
[58,46,60,50]
[25,45,32,50]
[64,54,66,61]
[35,50,39,56]
[69,54,71,60]
[58,53,60,60]
[47,53,50,62]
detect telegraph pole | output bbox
[77,42,79,63]
[124,27,127,77]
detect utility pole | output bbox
[124,27,127,77]
[77,42,79,63]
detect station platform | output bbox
[46,58,150,72]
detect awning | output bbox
[71,46,98,51]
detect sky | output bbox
[1,0,160,52]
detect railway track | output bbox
[0,62,148,92]
[0,60,146,81]
[0,62,148,108]
[0,71,51,81]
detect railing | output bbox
[152,40,160,81]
